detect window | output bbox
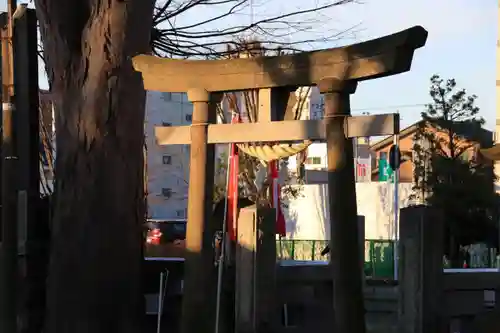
[162,122,172,127]
[176,210,185,218]
[185,114,192,122]
[305,157,322,165]
[162,155,172,165]
[161,188,172,198]
[161,92,172,101]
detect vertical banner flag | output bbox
[227,113,240,241]
[269,160,286,236]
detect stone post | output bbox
[235,206,256,333]
[398,205,444,333]
[255,207,277,332]
[234,205,277,333]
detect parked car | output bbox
[144,219,187,260]
[143,219,186,320]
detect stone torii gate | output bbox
[133,26,427,333]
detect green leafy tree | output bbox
[412,75,498,263]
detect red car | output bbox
[143,219,186,321]
[144,219,187,260]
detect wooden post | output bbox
[318,78,366,333]
[13,9,41,333]
[0,3,18,332]
[14,8,38,251]
[398,205,444,333]
[181,89,219,333]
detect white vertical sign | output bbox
[355,157,371,182]
[308,87,324,120]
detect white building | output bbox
[145,91,192,219]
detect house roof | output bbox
[369,119,493,152]
[370,120,423,151]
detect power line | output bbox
[352,103,427,112]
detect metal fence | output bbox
[276,239,500,280]
[277,239,395,279]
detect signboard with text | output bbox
[355,157,371,182]
[378,157,394,182]
[309,87,324,120]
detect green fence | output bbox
[277,239,500,280]
[277,239,395,280]
[278,239,328,262]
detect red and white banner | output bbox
[226,113,240,241]
[268,160,286,236]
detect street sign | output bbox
[378,156,393,182]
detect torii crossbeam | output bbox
[133,26,427,93]
[133,25,428,333]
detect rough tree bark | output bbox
[34,0,154,332]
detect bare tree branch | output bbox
[37,0,360,66]
[151,0,360,58]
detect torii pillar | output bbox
[318,78,365,332]
[181,89,222,333]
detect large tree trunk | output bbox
[35,1,154,332]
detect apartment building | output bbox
[145,91,192,219]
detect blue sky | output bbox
[14,0,498,130]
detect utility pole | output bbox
[0,0,18,331]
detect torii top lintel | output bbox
[132,26,427,93]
